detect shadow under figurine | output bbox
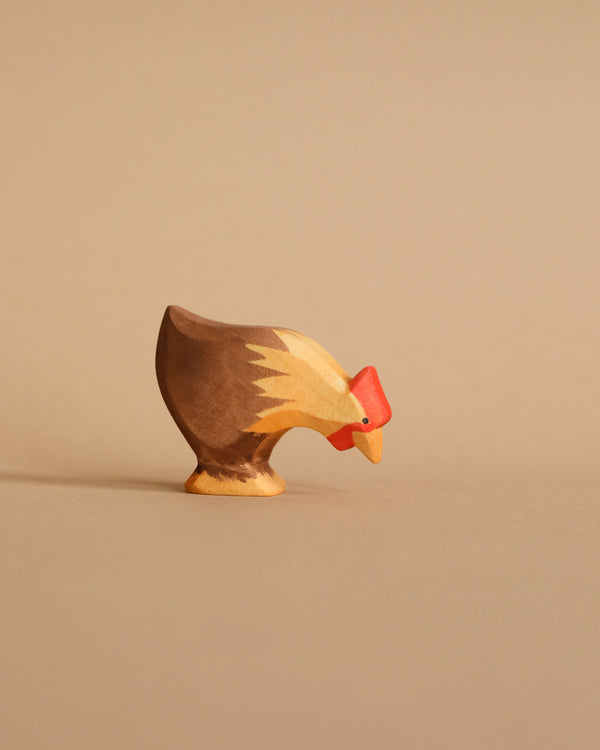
[156,305,392,496]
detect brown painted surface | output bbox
[156,305,291,480]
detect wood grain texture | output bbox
[156,305,392,496]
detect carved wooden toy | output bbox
[156,305,392,496]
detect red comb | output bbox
[349,366,392,427]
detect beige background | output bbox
[1,1,599,748]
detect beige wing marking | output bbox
[245,331,364,435]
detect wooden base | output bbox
[184,467,286,497]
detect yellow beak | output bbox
[353,428,383,463]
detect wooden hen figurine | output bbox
[156,305,392,496]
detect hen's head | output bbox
[326,365,392,462]
[245,329,392,463]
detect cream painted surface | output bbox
[246,330,367,437]
[274,328,350,381]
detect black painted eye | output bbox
[362,417,369,424]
